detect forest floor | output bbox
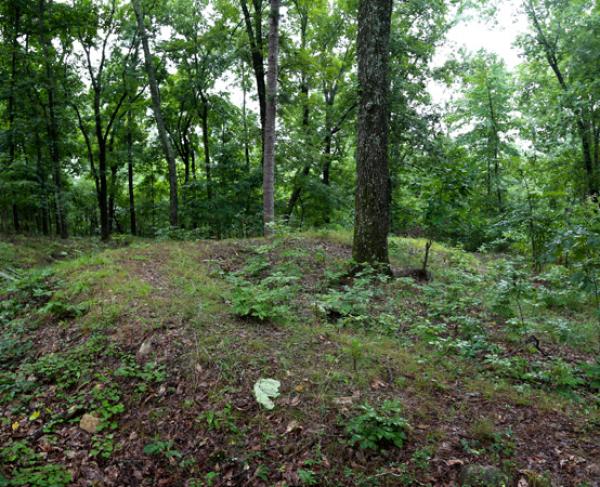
[0,232,599,487]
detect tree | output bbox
[132,0,179,228]
[522,0,600,198]
[352,0,393,267]
[240,0,267,149]
[262,0,279,235]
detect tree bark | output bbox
[127,108,137,236]
[199,92,212,202]
[263,0,280,235]
[133,0,179,227]
[8,4,21,233]
[39,0,68,238]
[240,0,267,150]
[352,0,393,267]
[284,6,310,224]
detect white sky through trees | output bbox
[216,1,529,114]
[429,0,528,105]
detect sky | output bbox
[428,0,529,105]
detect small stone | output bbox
[460,464,510,487]
[137,338,153,359]
[79,413,101,434]
[586,463,600,477]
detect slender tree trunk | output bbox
[92,87,110,241]
[133,0,179,227]
[127,112,137,236]
[352,0,393,267]
[284,8,310,224]
[200,93,212,202]
[263,0,280,235]
[39,0,68,238]
[36,141,50,236]
[191,149,197,180]
[108,163,118,234]
[242,64,251,171]
[8,5,21,233]
[240,0,267,151]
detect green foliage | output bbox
[297,469,318,485]
[228,273,298,322]
[143,440,183,460]
[346,400,409,451]
[0,440,71,487]
[114,357,167,392]
[317,266,388,328]
[198,403,239,433]
[0,465,72,487]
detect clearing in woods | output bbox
[0,232,599,486]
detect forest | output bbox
[1,0,600,486]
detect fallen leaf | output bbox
[254,378,281,410]
[445,459,464,467]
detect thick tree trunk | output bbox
[352,0,393,267]
[263,0,280,235]
[133,0,179,227]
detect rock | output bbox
[586,463,600,477]
[137,338,153,359]
[79,413,101,434]
[460,464,510,487]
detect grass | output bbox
[0,232,599,486]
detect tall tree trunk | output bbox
[242,63,251,171]
[240,0,267,151]
[92,88,110,241]
[199,92,212,202]
[284,7,310,224]
[39,0,68,238]
[36,140,50,236]
[108,163,118,234]
[263,0,280,235]
[133,0,179,227]
[191,149,197,180]
[8,4,21,233]
[127,110,137,236]
[352,0,393,267]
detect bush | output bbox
[346,400,409,451]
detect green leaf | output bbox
[253,378,281,410]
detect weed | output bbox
[143,439,183,460]
[346,400,409,451]
[228,272,298,322]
